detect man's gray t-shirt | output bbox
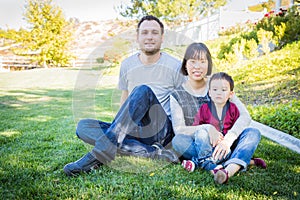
[118,52,185,117]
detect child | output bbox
[182,72,240,172]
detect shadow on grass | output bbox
[0,88,299,199]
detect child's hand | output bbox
[212,140,230,161]
[207,125,223,147]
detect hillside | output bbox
[69,19,136,60]
[0,19,137,66]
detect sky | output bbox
[0,0,129,30]
[0,0,264,30]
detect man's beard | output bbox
[141,47,161,55]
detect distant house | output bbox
[173,7,264,43]
[171,0,297,43]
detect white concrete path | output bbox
[250,120,300,154]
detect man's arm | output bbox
[120,90,129,107]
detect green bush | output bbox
[280,6,300,47]
[241,29,258,42]
[255,5,300,48]
[248,100,300,138]
[243,38,259,59]
[217,36,241,59]
[274,22,286,46]
[96,57,104,63]
[257,28,273,54]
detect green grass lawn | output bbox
[0,66,299,199]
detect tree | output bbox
[116,0,226,24]
[12,0,73,67]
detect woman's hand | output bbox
[212,139,230,161]
[207,125,223,147]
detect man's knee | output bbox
[76,119,95,139]
[130,85,152,98]
[133,85,151,93]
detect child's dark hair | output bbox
[137,15,164,34]
[181,42,213,76]
[209,72,234,91]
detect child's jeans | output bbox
[192,129,230,170]
[172,127,261,171]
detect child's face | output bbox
[186,53,208,81]
[209,79,234,106]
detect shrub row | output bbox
[217,6,300,64]
[248,100,300,138]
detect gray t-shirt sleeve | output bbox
[118,53,140,91]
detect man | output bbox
[63,15,186,176]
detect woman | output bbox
[170,43,266,184]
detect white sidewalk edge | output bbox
[250,120,300,154]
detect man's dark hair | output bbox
[209,72,234,91]
[137,15,164,34]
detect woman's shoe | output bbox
[252,157,267,169]
[213,168,229,184]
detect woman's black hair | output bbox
[181,42,213,76]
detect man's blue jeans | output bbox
[172,127,261,170]
[76,85,173,164]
